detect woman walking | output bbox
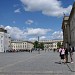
[59,47,65,63]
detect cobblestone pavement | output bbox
[0,50,74,75]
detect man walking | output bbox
[64,48,68,63]
[69,46,74,63]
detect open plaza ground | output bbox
[0,50,75,75]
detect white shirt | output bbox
[59,48,65,55]
[61,49,65,54]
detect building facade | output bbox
[62,2,75,49]
[32,40,63,50]
[69,2,75,47]
[42,40,63,50]
[11,40,34,52]
[62,16,70,49]
[0,28,11,52]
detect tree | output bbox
[34,41,44,50]
[34,41,39,49]
[57,42,62,48]
[39,42,44,50]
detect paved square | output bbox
[0,51,74,75]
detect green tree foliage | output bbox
[57,42,62,48]
[39,42,44,50]
[34,41,44,50]
[34,41,39,48]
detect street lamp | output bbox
[38,36,40,54]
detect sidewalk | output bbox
[42,50,75,75]
[66,52,75,72]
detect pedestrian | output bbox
[69,46,74,63]
[53,49,56,52]
[59,47,65,63]
[64,48,68,63]
[59,48,62,58]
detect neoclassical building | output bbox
[69,2,75,47]
[62,2,75,49]
[32,40,63,50]
[62,16,70,49]
[11,40,34,52]
[42,40,63,50]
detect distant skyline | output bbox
[0,0,74,41]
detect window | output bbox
[25,45,26,47]
[23,45,24,48]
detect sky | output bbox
[0,0,74,41]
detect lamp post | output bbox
[38,36,40,54]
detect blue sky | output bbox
[0,0,74,41]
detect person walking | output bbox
[64,48,68,63]
[59,47,65,63]
[69,46,74,63]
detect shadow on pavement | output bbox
[55,61,61,64]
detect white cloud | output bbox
[25,19,34,25]
[5,26,26,40]
[51,31,63,40]
[20,0,72,17]
[26,28,51,35]
[4,26,51,40]
[0,25,63,40]
[29,37,37,41]
[40,36,46,40]
[0,25,4,28]
[28,36,46,41]
[14,8,21,13]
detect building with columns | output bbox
[62,2,75,49]
[40,40,63,50]
[31,40,63,50]
[69,2,75,47]
[62,16,70,49]
[11,40,34,52]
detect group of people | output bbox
[59,46,74,63]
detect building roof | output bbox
[63,16,69,20]
[0,28,7,33]
[62,16,69,29]
[11,40,33,44]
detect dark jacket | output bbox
[65,48,68,55]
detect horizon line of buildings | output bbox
[0,27,63,52]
